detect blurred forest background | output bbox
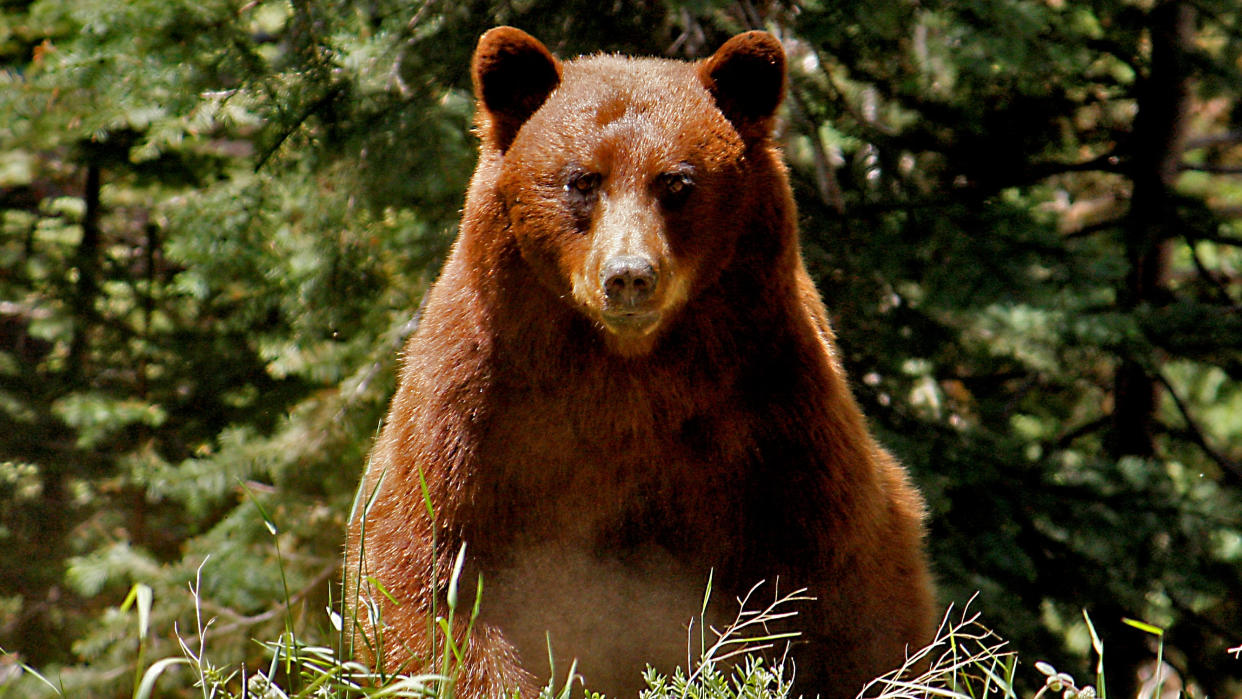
[1,0,1241,696]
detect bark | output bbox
[1109,1,1194,460]
[1105,3,1195,697]
[67,162,101,380]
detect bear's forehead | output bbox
[557,55,708,117]
[514,55,742,172]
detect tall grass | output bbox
[1,498,1218,699]
[4,568,1202,699]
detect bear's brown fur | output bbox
[346,27,935,699]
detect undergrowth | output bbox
[1,569,1202,699]
[0,499,1221,699]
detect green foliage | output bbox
[782,0,1242,693]
[8,575,1167,699]
[2,0,1242,697]
[638,657,792,699]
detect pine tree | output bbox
[2,1,1240,696]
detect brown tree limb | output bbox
[1154,371,1242,487]
[194,560,340,640]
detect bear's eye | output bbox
[657,171,695,208]
[566,172,602,197]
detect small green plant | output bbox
[4,572,1219,699]
[2,486,1216,699]
[858,606,1194,699]
[634,579,809,699]
[343,460,488,696]
[859,598,1020,699]
[0,650,65,698]
[1032,661,1097,699]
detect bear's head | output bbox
[472,27,786,357]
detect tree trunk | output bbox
[68,162,101,380]
[1106,3,1195,697]
[1109,0,1193,461]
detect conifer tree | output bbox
[1,1,1239,696]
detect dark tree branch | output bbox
[254,82,348,172]
[1053,416,1111,450]
[1184,233,1242,309]
[787,84,846,213]
[1192,230,1242,244]
[1179,162,1242,174]
[1183,130,1242,150]
[1154,371,1242,487]
[1021,152,1127,183]
[194,560,340,640]
[809,48,900,139]
[1064,217,1126,240]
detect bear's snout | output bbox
[601,255,658,309]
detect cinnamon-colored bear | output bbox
[347,27,935,699]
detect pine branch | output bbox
[194,560,339,639]
[1053,416,1111,449]
[787,83,845,213]
[254,82,349,172]
[1063,217,1125,240]
[1184,233,1242,309]
[1189,229,1242,244]
[1153,371,1242,487]
[1183,130,1242,150]
[1179,162,1242,174]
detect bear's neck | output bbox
[414,198,881,559]
[443,200,864,452]
[477,241,796,381]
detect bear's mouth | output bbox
[600,309,662,336]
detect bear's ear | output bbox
[697,31,786,141]
[472,26,562,152]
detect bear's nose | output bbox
[601,255,658,308]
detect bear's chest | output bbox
[472,383,750,506]
[472,536,729,697]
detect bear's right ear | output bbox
[472,27,562,152]
[697,31,786,142]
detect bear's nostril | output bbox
[602,256,658,307]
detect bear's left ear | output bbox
[472,26,562,152]
[697,31,786,142]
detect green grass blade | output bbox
[1083,610,1106,699]
[132,657,191,699]
[1121,618,1164,636]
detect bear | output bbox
[345,26,936,699]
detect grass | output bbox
[1,496,1222,699]
[3,567,1202,699]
